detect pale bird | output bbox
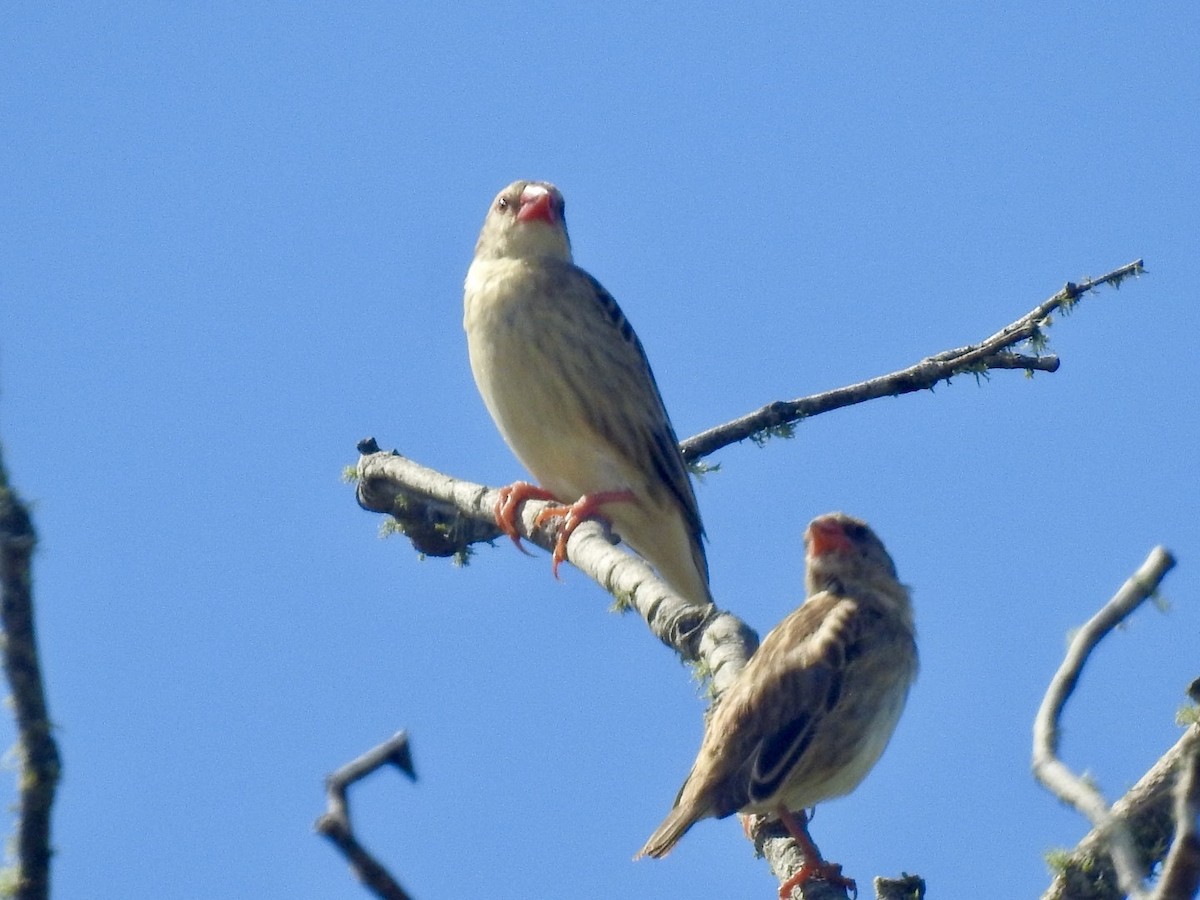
[464,180,712,607]
[636,513,917,898]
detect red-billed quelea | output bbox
[635,513,917,898]
[463,180,712,607]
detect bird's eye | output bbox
[497,197,510,212]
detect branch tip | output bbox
[680,259,1142,461]
[317,731,417,900]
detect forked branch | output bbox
[315,731,418,900]
[1033,547,1181,900]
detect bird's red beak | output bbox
[517,185,558,225]
[806,518,853,557]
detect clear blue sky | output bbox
[3,4,1198,898]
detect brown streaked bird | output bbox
[463,180,712,607]
[635,512,917,898]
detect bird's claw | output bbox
[494,482,557,556]
[775,806,856,899]
[533,503,572,579]
[496,484,635,580]
[534,489,634,580]
[778,861,856,900]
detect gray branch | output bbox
[353,448,910,900]
[1033,547,1178,900]
[752,818,853,900]
[315,731,417,900]
[1043,724,1200,900]
[355,445,757,693]
[1154,740,1200,900]
[680,259,1144,462]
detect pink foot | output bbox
[775,807,856,899]
[494,482,558,555]
[533,489,635,580]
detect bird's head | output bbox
[803,512,899,595]
[474,180,572,263]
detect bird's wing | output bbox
[567,266,706,546]
[700,592,865,815]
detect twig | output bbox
[0,447,61,900]
[680,259,1144,461]
[1032,546,1176,899]
[315,731,418,900]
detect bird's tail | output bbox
[633,805,699,861]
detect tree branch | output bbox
[1154,739,1200,900]
[1043,724,1200,900]
[680,259,1144,461]
[1033,546,1178,900]
[754,821,854,900]
[355,444,757,694]
[0,446,61,900]
[315,731,418,900]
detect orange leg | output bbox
[494,482,558,555]
[495,484,635,579]
[775,807,856,900]
[533,489,636,580]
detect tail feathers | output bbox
[633,804,701,861]
[618,499,713,609]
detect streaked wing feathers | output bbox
[578,270,705,546]
[703,592,866,814]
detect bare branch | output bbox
[750,817,925,900]
[315,731,417,900]
[0,447,61,900]
[1043,725,1200,900]
[1154,741,1200,900]
[680,259,1144,461]
[1033,546,1177,899]
[753,821,853,900]
[355,448,758,695]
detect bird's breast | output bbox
[463,258,634,500]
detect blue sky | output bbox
[3,3,1198,898]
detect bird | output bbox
[463,180,712,607]
[635,512,917,898]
